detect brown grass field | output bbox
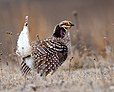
[1,0,114,92]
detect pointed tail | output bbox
[24,16,28,26]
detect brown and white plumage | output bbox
[16,17,74,76]
[31,38,68,76]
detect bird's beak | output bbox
[70,23,74,26]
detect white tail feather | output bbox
[16,16,32,57]
[25,57,34,69]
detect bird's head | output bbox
[53,20,74,38]
[59,20,74,30]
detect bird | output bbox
[16,16,74,77]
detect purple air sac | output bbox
[60,30,66,38]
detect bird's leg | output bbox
[21,75,28,91]
[42,73,47,81]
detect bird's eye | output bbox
[64,23,68,26]
[64,23,66,25]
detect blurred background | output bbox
[1,1,114,91]
[0,0,114,58]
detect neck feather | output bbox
[53,25,66,38]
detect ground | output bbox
[0,55,114,92]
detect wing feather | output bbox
[32,38,68,76]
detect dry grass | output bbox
[1,33,114,92]
[1,36,114,92]
[1,1,114,92]
[0,55,114,92]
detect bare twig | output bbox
[69,56,74,74]
[36,34,40,42]
[72,10,79,32]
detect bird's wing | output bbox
[32,38,68,76]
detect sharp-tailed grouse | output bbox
[16,16,74,77]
